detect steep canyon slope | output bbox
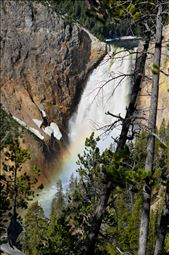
[0,0,106,178]
[138,25,169,127]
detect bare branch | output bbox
[160,69,169,76]
[152,133,169,149]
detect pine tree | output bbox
[0,139,41,246]
[78,1,169,254]
[22,202,48,255]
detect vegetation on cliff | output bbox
[0,108,21,150]
[39,0,169,40]
[39,0,144,40]
[0,138,42,245]
[0,0,169,254]
[20,123,169,254]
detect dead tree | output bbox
[138,4,163,255]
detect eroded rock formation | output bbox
[0,0,106,178]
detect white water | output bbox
[69,47,134,149]
[39,46,136,216]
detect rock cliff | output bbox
[137,25,169,127]
[0,0,106,178]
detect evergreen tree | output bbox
[78,1,169,254]
[0,108,20,150]
[0,139,41,246]
[20,125,169,254]
[22,202,48,255]
[50,179,65,218]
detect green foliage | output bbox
[21,122,169,254]
[110,191,141,253]
[49,180,65,225]
[0,108,21,150]
[152,63,160,74]
[21,202,48,255]
[167,42,169,50]
[38,0,169,40]
[51,0,105,39]
[87,0,169,39]
[128,3,136,15]
[0,139,41,241]
[165,233,169,253]
[38,0,145,40]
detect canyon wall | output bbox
[137,25,169,127]
[0,0,106,178]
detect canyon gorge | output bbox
[0,0,168,183]
[0,1,169,254]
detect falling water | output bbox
[39,46,136,216]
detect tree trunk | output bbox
[154,181,169,255]
[138,4,163,255]
[85,37,150,255]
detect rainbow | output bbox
[59,128,92,177]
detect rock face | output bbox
[137,25,169,127]
[0,0,106,176]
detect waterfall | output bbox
[69,47,134,148]
[39,46,136,216]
